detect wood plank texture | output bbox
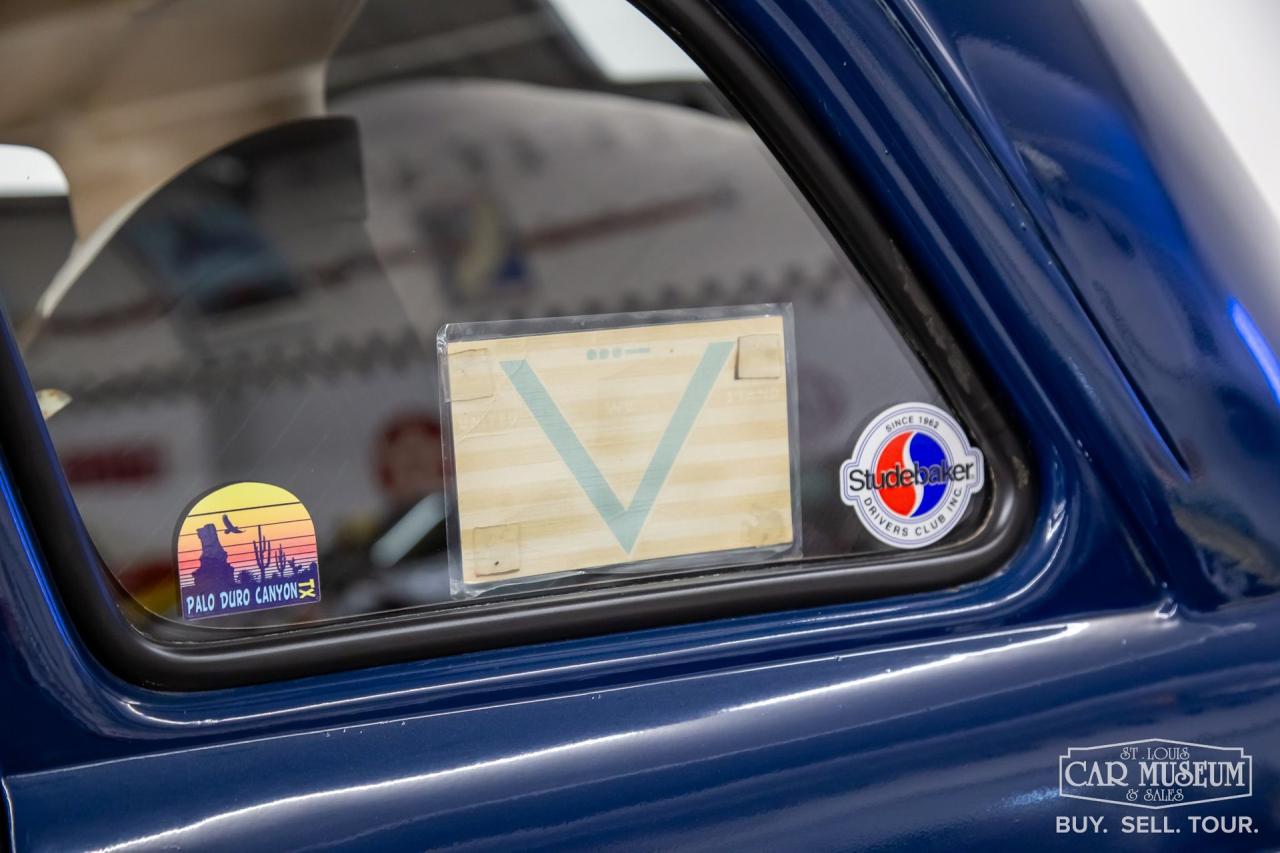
[444,313,794,585]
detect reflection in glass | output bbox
[0,0,947,627]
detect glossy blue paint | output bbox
[2,0,1277,849]
[889,0,1280,604]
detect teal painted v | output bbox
[501,341,734,553]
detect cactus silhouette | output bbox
[251,525,271,582]
[274,544,287,579]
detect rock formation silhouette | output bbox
[191,522,235,595]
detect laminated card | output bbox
[440,306,798,591]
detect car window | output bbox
[0,0,989,633]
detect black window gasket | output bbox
[0,0,1034,690]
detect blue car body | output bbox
[3,0,1279,849]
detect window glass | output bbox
[0,0,980,629]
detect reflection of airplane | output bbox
[222,514,244,535]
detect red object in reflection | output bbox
[375,413,443,507]
[62,446,163,485]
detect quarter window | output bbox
[0,0,1004,649]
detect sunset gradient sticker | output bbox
[175,482,320,620]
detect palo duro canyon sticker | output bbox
[174,482,320,620]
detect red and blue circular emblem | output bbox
[840,402,984,548]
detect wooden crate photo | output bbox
[442,310,796,586]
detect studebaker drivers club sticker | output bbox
[175,481,320,620]
[840,402,984,548]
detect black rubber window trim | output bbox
[0,0,1034,690]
